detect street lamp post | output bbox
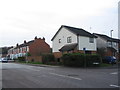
[110,30,113,47]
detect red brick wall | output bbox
[105,49,113,56]
[105,48,119,59]
[53,50,97,59]
[53,52,62,58]
[29,38,50,56]
[91,51,97,54]
[27,56,42,62]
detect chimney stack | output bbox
[34,36,37,40]
[43,37,45,41]
[16,43,19,47]
[24,40,27,44]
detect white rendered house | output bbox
[51,25,97,57]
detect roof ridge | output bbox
[62,25,83,30]
[94,33,119,42]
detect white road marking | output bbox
[25,68,41,71]
[110,72,118,75]
[110,84,120,88]
[25,66,54,71]
[49,73,82,81]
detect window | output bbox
[59,39,61,43]
[67,36,72,43]
[108,42,111,46]
[113,42,117,47]
[89,38,94,43]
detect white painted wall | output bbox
[112,42,119,52]
[78,36,97,51]
[96,35,119,52]
[52,27,77,52]
[96,36,107,48]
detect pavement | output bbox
[1,63,119,89]
[15,62,61,68]
[15,62,119,69]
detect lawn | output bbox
[100,63,112,67]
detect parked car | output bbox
[1,57,8,63]
[103,56,117,64]
[7,59,15,62]
[0,58,2,62]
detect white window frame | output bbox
[59,39,61,43]
[67,36,72,43]
[89,38,94,43]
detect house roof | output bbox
[59,43,78,52]
[93,33,119,42]
[51,25,97,41]
[15,40,34,49]
[107,47,117,52]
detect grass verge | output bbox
[100,63,112,67]
[16,61,43,64]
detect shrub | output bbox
[86,54,101,67]
[42,54,55,64]
[62,53,101,67]
[62,53,84,67]
[17,57,26,61]
[26,52,31,56]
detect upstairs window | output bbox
[67,36,72,43]
[113,42,117,47]
[59,39,61,43]
[89,38,94,43]
[108,42,111,45]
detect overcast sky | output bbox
[0,0,119,47]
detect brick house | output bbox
[51,25,97,58]
[8,37,50,61]
[0,47,13,58]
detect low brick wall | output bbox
[27,56,42,62]
[53,52,62,58]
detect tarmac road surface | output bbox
[1,63,119,88]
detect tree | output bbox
[97,48,106,58]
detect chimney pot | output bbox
[16,43,19,47]
[24,40,27,43]
[34,36,37,40]
[43,37,45,40]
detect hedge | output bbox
[61,53,101,67]
[42,54,55,64]
[17,57,26,61]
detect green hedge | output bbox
[17,57,26,61]
[62,53,101,67]
[42,54,55,64]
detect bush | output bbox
[86,54,101,67]
[42,54,55,64]
[62,53,84,67]
[62,53,101,67]
[17,57,26,61]
[26,52,31,56]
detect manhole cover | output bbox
[68,74,79,77]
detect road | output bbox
[1,63,119,88]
